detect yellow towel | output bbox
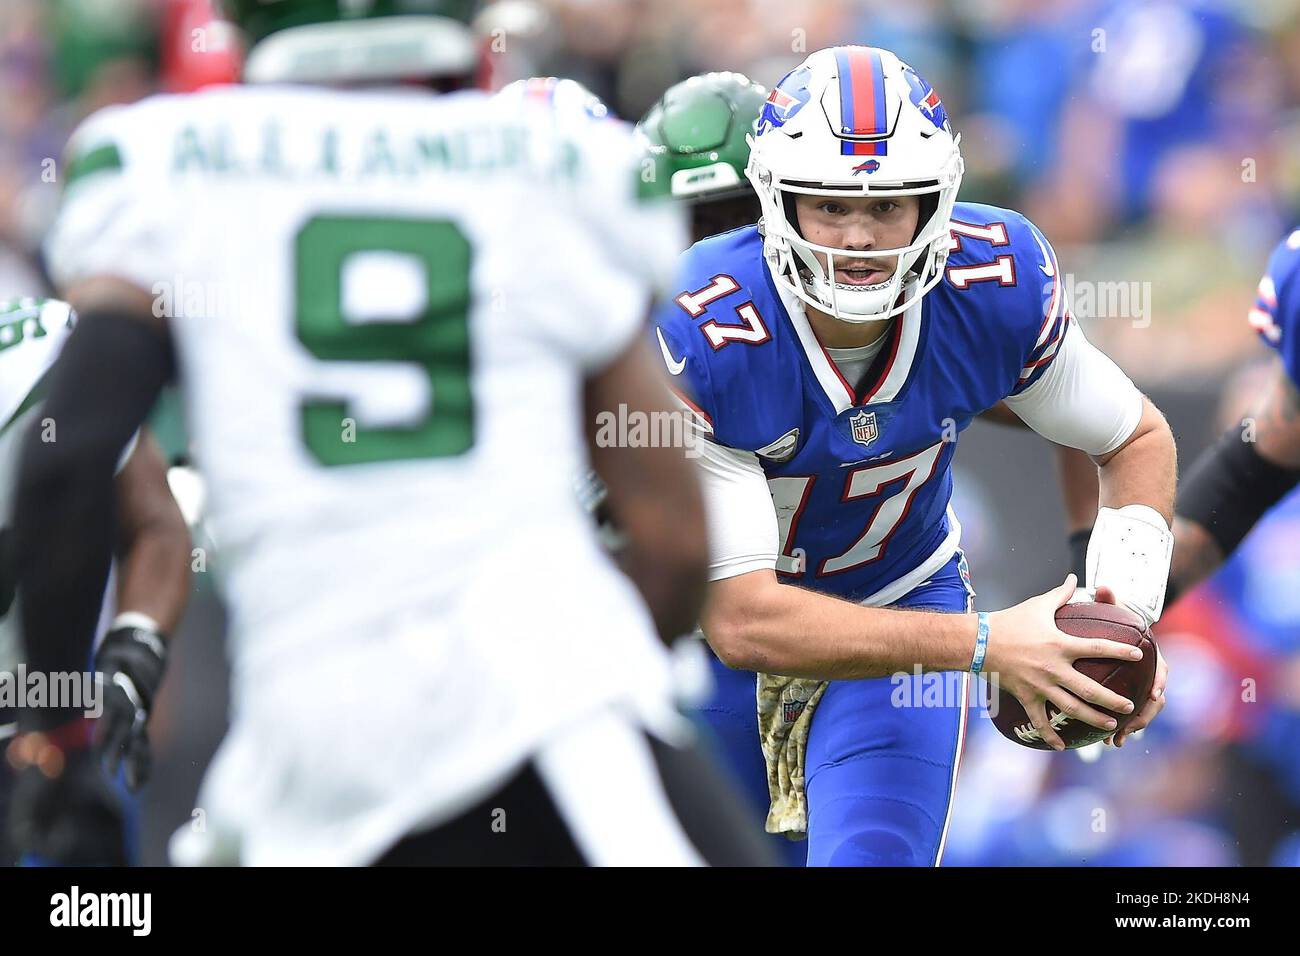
[756,673,828,838]
[752,553,975,838]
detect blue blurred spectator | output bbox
[1086,0,1271,221]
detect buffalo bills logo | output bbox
[853,159,881,175]
[758,66,812,134]
[902,65,950,132]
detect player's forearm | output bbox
[584,339,710,642]
[114,432,191,635]
[621,532,708,643]
[115,520,191,636]
[703,572,976,680]
[1056,444,1100,533]
[1096,397,1175,524]
[15,429,117,728]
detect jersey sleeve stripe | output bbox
[1257,275,1277,308]
[1025,302,1067,368]
[1017,312,1072,386]
[64,142,124,190]
[1249,272,1284,344]
[1249,306,1283,344]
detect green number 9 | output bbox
[295,215,474,466]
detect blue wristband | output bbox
[970,612,990,675]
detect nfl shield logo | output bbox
[850,410,878,447]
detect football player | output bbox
[12,1,769,866]
[0,297,190,865]
[1171,230,1300,595]
[639,70,1107,866]
[653,46,1177,866]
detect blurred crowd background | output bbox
[2,0,1297,866]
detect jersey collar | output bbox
[773,280,923,413]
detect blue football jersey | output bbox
[1250,228,1300,386]
[652,201,1070,602]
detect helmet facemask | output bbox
[750,152,962,325]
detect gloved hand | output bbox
[6,720,128,866]
[93,618,168,792]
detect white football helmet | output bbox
[496,76,611,121]
[746,46,964,324]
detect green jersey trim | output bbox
[65,142,124,190]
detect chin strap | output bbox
[1085,504,1174,629]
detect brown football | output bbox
[991,601,1157,751]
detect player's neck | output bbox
[805,303,893,350]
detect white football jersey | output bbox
[46,84,689,864]
[0,298,75,675]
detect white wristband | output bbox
[1085,504,1173,628]
[111,611,163,636]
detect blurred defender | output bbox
[12,1,767,866]
[1,298,190,865]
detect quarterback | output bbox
[640,68,1108,867]
[653,46,1178,865]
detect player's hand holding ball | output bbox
[983,575,1161,752]
[1097,583,1167,747]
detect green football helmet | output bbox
[215,0,479,84]
[638,72,767,240]
[638,72,767,202]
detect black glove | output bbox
[93,622,168,792]
[6,722,128,866]
[1068,528,1090,583]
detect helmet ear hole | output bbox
[909,191,941,276]
[913,192,939,242]
[781,191,805,239]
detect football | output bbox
[991,601,1158,751]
